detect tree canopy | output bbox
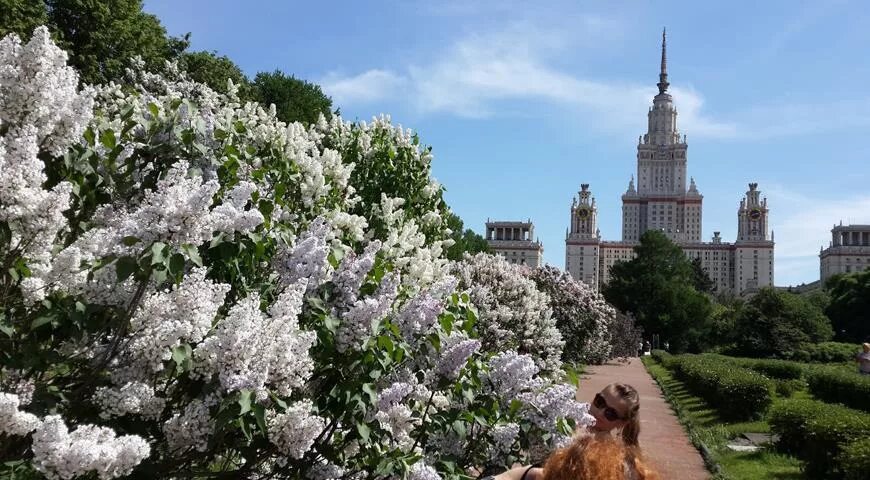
[825,270,870,342]
[602,230,713,352]
[45,0,189,84]
[734,287,833,358]
[252,70,333,125]
[178,50,250,96]
[444,213,489,260]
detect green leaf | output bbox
[150,242,167,265]
[0,324,13,337]
[181,244,203,267]
[238,390,252,415]
[115,256,137,282]
[122,236,140,246]
[361,383,378,405]
[171,343,192,369]
[31,315,53,330]
[356,422,370,442]
[239,418,253,442]
[148,103,160,118]
[83,127,95,146]
[169,253,185,275]
[253,404,267,435]
[100,129,116,149]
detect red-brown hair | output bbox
[541,435,658,480]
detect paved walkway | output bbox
[577,358,709,480]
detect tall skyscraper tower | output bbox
[566,29,774,295]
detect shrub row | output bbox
[707,354,807,380]
[838,438,870,480]
[807,366,870,413]
[769,398,870,478]
[792,342,860,363]
[667,355,773,420]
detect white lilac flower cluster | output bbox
[374,194,452,287]
[393,276,457,342]
[30,415,150,480]
[452,253,564,372]
[267,400,326,459]
[333,239,381,307]
[163,398,215,453]
[436,334,481,380]
[408,461,443,480]
[527,266,615,364]
[518,384,595,431]
[0,392,40,436]
[111,267,230,383]
[335,272,401,352]
[93,382,166,421]
[488,423,520,459]
[195,279,314,401]
[0,27,94,304]
[273,217,334,292]
[484,351,544,402]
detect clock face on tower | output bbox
[749,208,762,220]
[577,208,589,219]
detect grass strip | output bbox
[642,357,803,480]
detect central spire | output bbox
[657,27,669,94]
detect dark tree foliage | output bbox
[734,287,833,358]
[252,70,333,125]
[602,230,713,353]
[609,311,643,359]
[444,213,488,261]
[0,0,47,39]
[825,270,870,342]
[178,50,251,97]
[690,257,715,293]
[45,0,189,85]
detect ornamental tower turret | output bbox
[569,184,599,240]
[636,28,689,196]
[737,183,770,242]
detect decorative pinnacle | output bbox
[657,27,669,94]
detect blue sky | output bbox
[145,0,870,287]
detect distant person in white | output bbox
[856,343,870,375]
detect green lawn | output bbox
[643,358,804,480]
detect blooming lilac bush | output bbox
[527,266,615,364]
[0,28,594,478]
[451,253,565,373]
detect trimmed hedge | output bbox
[838,438,870,480]
[807,366,870,413]
[792,342,860,363]
[769,398,870,478]
[668,355,773,420]
[744,358,805,380]
[705,354,806,380]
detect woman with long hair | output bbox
[587,383,641,447]
[488,435,658,480]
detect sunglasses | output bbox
[594,393,626,421]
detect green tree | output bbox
[825,270,870,342]
[602,230,713,352]
[690,257,715,293]
[45,0,188,84]
[0,0,47,39]
[178,50,251,97]
[444,212,488,261]
[252,70,333,125]
[734,287,833,358]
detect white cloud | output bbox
[321,69,406,107]
[320,24,738,137]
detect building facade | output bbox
[485,220,544,267]
[820,223,870,282]
[565,30,775,295]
